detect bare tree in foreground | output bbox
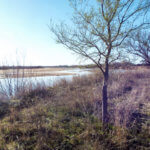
[127,31,150,65]
[50,0,150,124]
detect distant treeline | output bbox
[111,62,150,69]
[0,66,44,70]
[0,63,149,70]
[0,65,89,70]
[0,64,98,70]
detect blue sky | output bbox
[0,0,81,66]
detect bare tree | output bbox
[50,0,150,124]
[0,52,28,100]
[126,31,150,65]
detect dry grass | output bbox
[0,67,150,149]
[16,68,150,128]
[0,67,77,78]
[108,70,150,127]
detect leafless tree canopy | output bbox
[50,0,150,124]
[127,31,150,65]
[51,0,150,72]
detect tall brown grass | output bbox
[17,68,150,128]
[0,68,150,149]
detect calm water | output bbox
[0,68,91,84]
[0,68,92,98]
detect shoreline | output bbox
[0,67,79,79]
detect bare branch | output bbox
[126,31,150,65]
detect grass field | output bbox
[0,67,149,149]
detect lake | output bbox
[0,68,92,98]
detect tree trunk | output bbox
[102,64,109,124]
